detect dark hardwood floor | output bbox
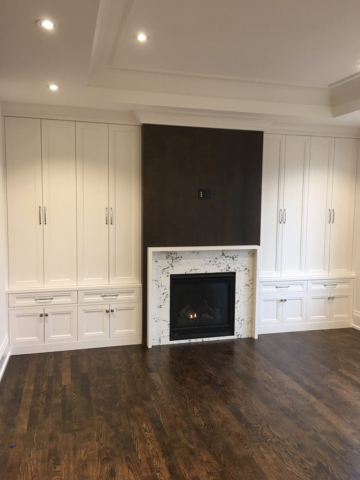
[1,329,360,479]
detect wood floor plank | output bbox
[2,330,360,479]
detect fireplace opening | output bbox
[170,272,235,341]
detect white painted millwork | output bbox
[281,136,309,276]
[109,303,141,338]
[109,125,141,285]
[44,306,77,344]
[5,118,44,289]
[305,137,334,276]
[78,304,110,341]
[76,122,109,285]
[260,134,284,277]
[261,134,358,280]
[329,138,357,276]
[9,308,44,346]
[42,120,77,286]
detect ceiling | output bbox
[2,0,360,127]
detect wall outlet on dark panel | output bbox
[198,189,211,200]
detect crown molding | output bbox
[1,102,139,125]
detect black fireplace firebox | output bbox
[170,272,236,341]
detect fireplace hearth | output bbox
[170,272,235,341]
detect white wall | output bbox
[0,103,8,355]
[353,145,360,327]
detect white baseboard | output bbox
[258,320,353,335]
[0,335,10,383]
[352,324,360,331]
[10,335,142,356]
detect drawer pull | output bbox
[324,284,337,287]
[101,294,119,298]
[35,297,54,302]
[276,286,290,289]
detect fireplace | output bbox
[170,272,236,341]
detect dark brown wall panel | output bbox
[142,124,263,341]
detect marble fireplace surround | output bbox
[147,246,260,348]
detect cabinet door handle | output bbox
[39,313,43,318]
[44,206,47,225]
[332,209,335,224]
[276,286,290,289]
[106,309,110,313]
[110,208,113,225]
[111,309,115,313]
[105,208,108,225]
[39,206,42,225]
[101,294,119,298]
[279,209,283,224]
[324,284,337,287]
[283,209,287,224]
[328,209,331,223]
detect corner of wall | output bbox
[0,102,10,379]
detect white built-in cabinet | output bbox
[5,118,141,289]
[259,133,358,334]
[5,117,142,353]
[261,134,357,279]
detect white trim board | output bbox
[0,335,10,383]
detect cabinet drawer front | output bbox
[259,281,306,294]
[308,279,353,292]
[78,288,140,304]
[8,291,77,308]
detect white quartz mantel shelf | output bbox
[147,245,260,348]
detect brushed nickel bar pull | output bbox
[332,209,335,224]
[110,207,113,225]
[105,208,108,225]
[283,209,287,224]
[101,293,119,298]
[279,209,283,224]
[39,206,42,225]
[44,206,47,225]
[276,286,290,289]
[328,209,331,223]
[35,297,54,302]
[324,284,337,287]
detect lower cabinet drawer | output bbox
[259,281,306,294]
[8,291,77,308]
[308,279,354,292]
[78,288,140,304]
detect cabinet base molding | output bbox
[259,319,353,335]
[10,335,142,356]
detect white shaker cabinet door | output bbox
[9,308,44,346]
[305,137,334,276]
[329,138,357,276]
[44,306,77,344]
[109,125,141,285]
[42,120,77,287]
[260,134,285,278]
[78,304,110,341]
[281,136,309,277]
[76,122,109,285]
[5,117,44,289]
[109,303,141,338]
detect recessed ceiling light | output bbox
[37,19,55,30]
[49,84,59,91]
[137,33,147,42]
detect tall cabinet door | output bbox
[5,117,44,289]
[305,137,334,276]
[109,125,141,285]
[260,134,285,278]
[329,138,357,276]
[281,136,309,277]
[76,122,109,285]
[42,120,77,286]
